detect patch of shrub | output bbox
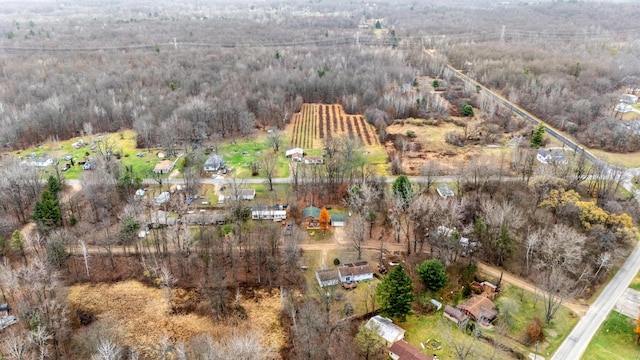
[445,131,466,147]
[333,258,340,266]
[406,130,416,138]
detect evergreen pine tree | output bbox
[376,265,414,321]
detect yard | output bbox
[216,133,290,178]
[582,311,638,360]
[401,283,579,359]
[13,130,159,180]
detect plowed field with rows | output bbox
[290,104,380,149]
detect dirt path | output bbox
[477,262,589,317]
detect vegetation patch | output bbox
[68,280,284,357]
[582,311,637,360]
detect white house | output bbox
[21,157,54,168]
[620,94,638,104]
[303,156,324,165]
[228,189,256,201]
[316,269,340,287]
[251,210,287,221]
[204,155,225,172]
[285,148,304,158]
[536,149,567,165]
[338,262,374,283]
[365,316,405,345]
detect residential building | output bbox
[228,189,256,201]
[330,213,347,227]
[302,205,321,228]
[204,154,225,172]
[443,305,468,326]
[536,149,567,165]
[389,341,436,360]
[316,269,340,287]
[338,261,374,283]
[154,159,175,174]
[456,295,498,324]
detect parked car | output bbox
[62,155,72,161]
[61,164,71,172]
[136,152,146,157]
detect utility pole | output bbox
[500,25,506,43]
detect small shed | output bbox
[330,213,347,227]
[0,304,9,317]
[316,269,340,287]
[430,299,442,311]
[365,315,405,345]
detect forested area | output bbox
[0,0,640,358]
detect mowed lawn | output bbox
[582,311,638,360]
[217,133,290,179]
[13,130,158,180]
[401,283,579,359]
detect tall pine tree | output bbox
[531,124,545,148]
[376,265,414,321]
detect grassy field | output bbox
[587,148,640,168]
[582,311,638,360]
[68,280,284,357]
[493,285,580,357]
[14,130,159,180]
[401,283,579,359]
[217,133,290,178]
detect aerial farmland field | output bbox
[290,104,380,149]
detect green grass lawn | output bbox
[217,134,290,178]
[401,283,579,359]
[493,284,579,358]
[582,311,639,360]
[18,130,160,180]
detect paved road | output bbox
[552,242,640,359]
[443,66,640,359]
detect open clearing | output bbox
[582,311,637,360]
[385,120,512,175]
[68,280,284,357]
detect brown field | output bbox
[386,120,512,175]
[68,281,284,357]
[290,103,380,149]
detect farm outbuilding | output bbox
[285,148,304,158]
[316,269,340,287]
[365,315,405,345]
[330,213,347,227]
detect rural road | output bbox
[445,65,640,359]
